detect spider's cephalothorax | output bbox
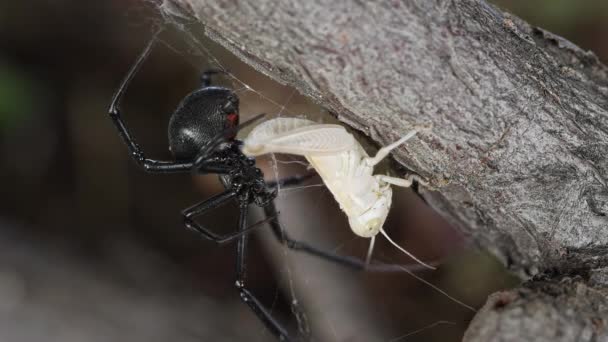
[211,141,277,207]
[108,31,423,342]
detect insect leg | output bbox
[366,129,419,166]
[182,191,274,243]
[234,203,293,341]
[375,174,429,188]
[263,203,434,272]
[108,29,194,173]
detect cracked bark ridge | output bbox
[159,0,608,340]
[464,247,608,341]
[463,276,608,342]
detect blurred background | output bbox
[0,1,605,341]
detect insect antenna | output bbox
[380,229,436,270]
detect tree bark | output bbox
[160,0,608,340]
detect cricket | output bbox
[242,117,435,269]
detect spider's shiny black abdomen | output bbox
[168,86,239,160]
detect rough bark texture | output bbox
[160,0,608,340]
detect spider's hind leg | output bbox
[234,203,293,341]
[262,202,434,272]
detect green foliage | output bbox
[0,62,36,129]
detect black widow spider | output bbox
[108,30,416,341]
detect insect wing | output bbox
[243,117,355,156]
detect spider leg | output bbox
[263,203,436,272]
[107,29,194,173]
[182,191,275,244]
[234,203,292,341]
[265,172,317,189]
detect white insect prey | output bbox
[242,117,435,270]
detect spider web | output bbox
[144,3,480,341]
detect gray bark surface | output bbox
[160,0,608,340]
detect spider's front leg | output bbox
[108,30,194,173]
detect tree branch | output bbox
[160,0,608,340]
